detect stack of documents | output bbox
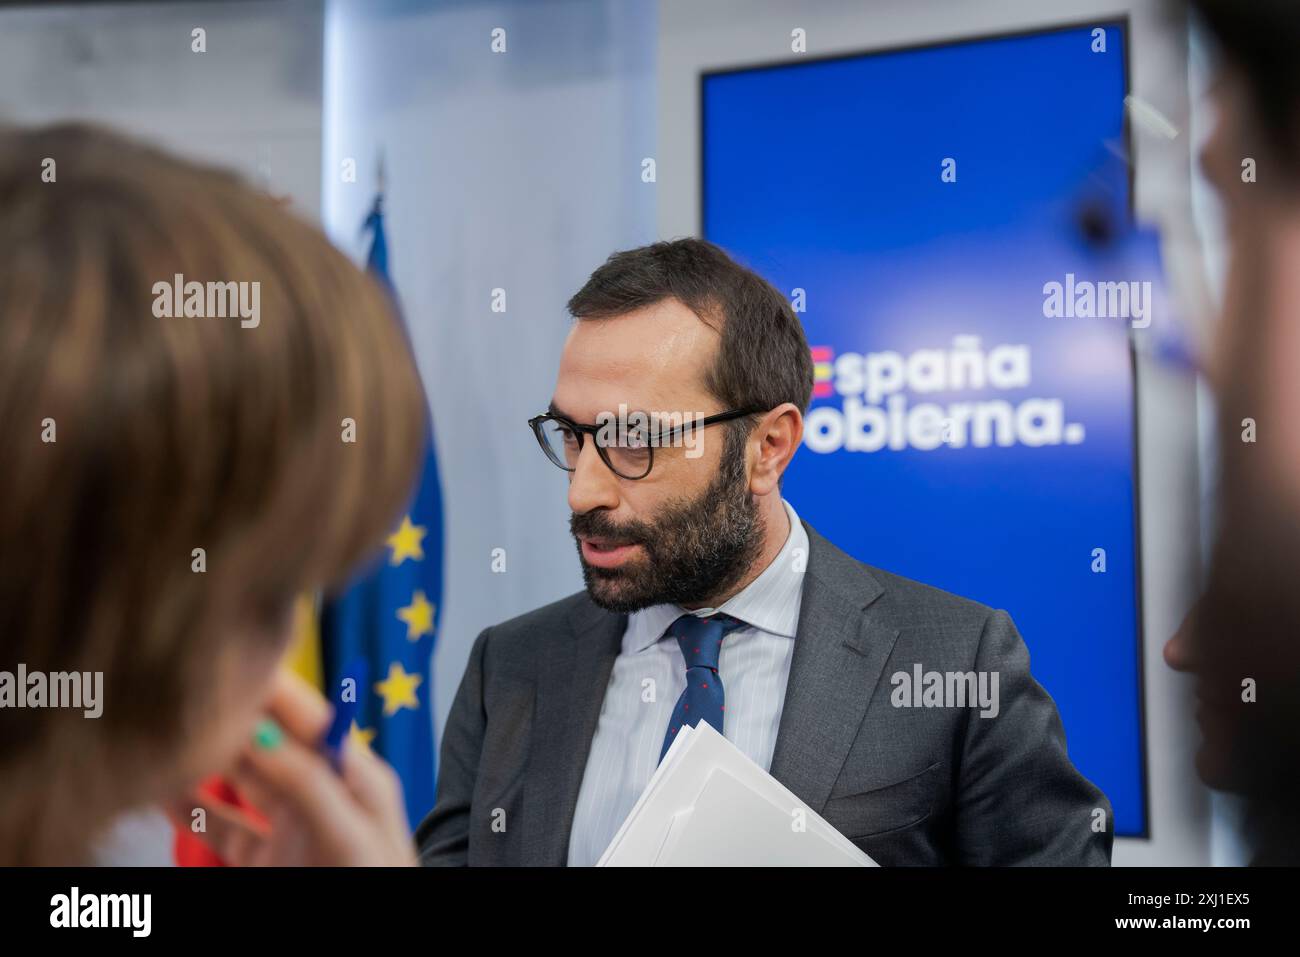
[597,720,878,866]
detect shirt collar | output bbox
[624,498,807,653]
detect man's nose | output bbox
[1163,634,1189,673]
[568,441,620,515]
[1163,606,1201,673]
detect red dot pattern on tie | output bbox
[658,612,744,764]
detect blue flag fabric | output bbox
[320,192,442,830]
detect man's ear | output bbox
[749,403,803,496]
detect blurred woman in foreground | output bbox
[1164,0,1300,864]
[0,124,421,865]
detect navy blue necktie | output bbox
[658,612,746,763]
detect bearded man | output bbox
[417,238,1110,866]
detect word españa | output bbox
[152,273,261,328]
[805,336,1085,453]
[0,664,102,718]
[50,887,151,937]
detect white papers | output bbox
[597,721,877,867]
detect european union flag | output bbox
[320,189,442,829]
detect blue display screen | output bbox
[703,22,1146,836]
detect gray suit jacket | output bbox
[416,523,1113,866]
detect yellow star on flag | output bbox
[395,587,436,639]
[349,720,377,749]
[374,662,422,717]
[396,589,436,642]
[386,515,427,566]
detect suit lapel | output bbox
[768,524,899,814]
[520,523,895,862]
[521,598,625,866]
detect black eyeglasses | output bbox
[528,408,757,480]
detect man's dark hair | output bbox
[1189,0,1300,173]
[566,238,814,420]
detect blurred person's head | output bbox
[0,124,425,864]
[552,238,810,613]
[1164,0,1300,862]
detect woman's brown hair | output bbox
[0,124,427,863]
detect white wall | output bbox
[0,0,324,216]
[321,0,658,742]
[658,0,1213,865]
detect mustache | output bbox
[570,510,652,546]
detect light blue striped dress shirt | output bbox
[566,498,808,866]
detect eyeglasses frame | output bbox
[527,406,760,480]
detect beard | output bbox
[570,428,764,613]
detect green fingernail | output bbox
[253,718,283,750]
